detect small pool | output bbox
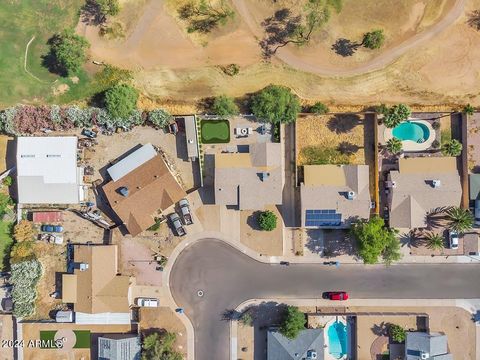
[392,121,430,144]
[327,320,348,359]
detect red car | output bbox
[326,291,349,301]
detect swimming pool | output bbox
[327,320,348,359]
[392,121,430,144]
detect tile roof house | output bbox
[214,143,283,210]
[387,157,462,229]
[98,334,141,360]
[16,136,85,204]
[300,164,371,228]
[61,244,134,324]
[405,332,452,360]
[103,144,186,236]
[267,328,324,360]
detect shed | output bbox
[32,211,63,223]
[180,116,199,161]
[107,144,157,181]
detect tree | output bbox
[258,210,277,231]
[446,207,474,233]
[211,95,239,116]
[425,233,444,250]
[383,104,411,128]
[280,306,306,340]
[310,102,329,114]
[442,139,462,157]
[251,85,301,124]
[386,137,402,155]
[2,176,12,187]
[104,84,139,119]
[463,104,475,116]
[13,221,35,242]
[178,0,234,33]
[46,29,90,76]
[389,324,406,343]
[142,331,182,360]
[148,109,172,129]
[96,0,120,16]
[350,216,402,265]
[362,29,385,49]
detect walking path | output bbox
[231,0,467,77]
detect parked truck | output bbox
[168,213,186,237]
[179,198,193,225]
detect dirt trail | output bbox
[232,0,467,76]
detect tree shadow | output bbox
[41,34,68,77]
[467,10,480,31]
[337,141,361,155]
[331,38,360,57]
[81,0,106,26]
[246,211,262,230]
[371,321,389,336]
[425,206,451,229]
[327,114,361,133]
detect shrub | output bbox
[46,29,90,76]
[10,241,35,264]
[148,109,172,128]
[442,139,462,157]
[96,0,120,17]
[240,311,253,326]
[431,140,440,149]
[221,63,240,76]
[251,85,301,124]
[386,137,402,155]
[94,65,133,90]
[13,221,35,242]
[280,306,306,340]
[389,324,406,343]
[104,84,139,119]
[383,104,411,128]
[375,103,389,116]
[273,122,281,143]
[211,95,239,116]
[13,105,51,134]
[258,210,277,231]
[0,107,18,135]
[432,121,440,130]
[0,194,13,217]
[178,0,235,34]
[66,106,93,128]
[362,29,385,49]
[2,176,12,187]
[10,259,42,318]
[142,331,182,360]
[301,146,351,165]
[310,102,329,115]
[463,104,475,115]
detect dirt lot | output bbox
[22,322,134,360]
[139,307,187,356]
[0,315,13,360]
[240,206,283,256]
[296,114,367,166]
[77,0,480,106]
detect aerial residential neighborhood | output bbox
[1,1,480,360]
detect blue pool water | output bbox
[392,121,430,143]
[327,320,348,359]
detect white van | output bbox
[136,298,159,307]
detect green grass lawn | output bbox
[200,119,230,144]
[0,221,13,271]
[0,0,87,106]
[40,330,91,348]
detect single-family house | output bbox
[103,144,186,236]
[300,164,371,228]
[387,157,462,230]
[61,244,134,324]
[16,136,85,204]
[98,334,141,360]
[214,143,283,210]
[267,328,324,360]
[405,332,452,360]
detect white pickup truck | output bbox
[136,298,159,307]
[179,198,193,225]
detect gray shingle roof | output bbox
[98,335,141,360]
[406,332,452,360]
[267,329,324,360]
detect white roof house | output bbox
[107,143,157,181]
[16,136,84,204]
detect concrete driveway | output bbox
[170,239,480,360]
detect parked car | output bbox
[179,198,193,225]
[81,128,97,138]
[475,199,480,226]
[168,213,186,237]
[41,224,64,233]
[324,291,349,301]
[136,298,159,307]
[449,230,459,250]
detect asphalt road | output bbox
[170,239,480,360]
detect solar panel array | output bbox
[305,209,342,227]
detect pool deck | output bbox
[382,119,436,152]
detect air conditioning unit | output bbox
[421,352,429,360]
[79,263,89,271]
[432,179,441,188]
[347,191,356,200]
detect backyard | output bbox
[200,119,230,144]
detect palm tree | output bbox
[446,207,474,233]
[425,232,444,250]
[463,104,475,116]
[442,139,462,157]
[386,137,402,155]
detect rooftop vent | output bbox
[421,352,429,360]
[259,172,270,182]
[432,179,441,188]
[79,263,89,271]
[347,191,356,200]
[307,350,317,359]
[118,187,129,197]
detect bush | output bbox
[431,140,440,149]
[442,139,462,157]
[46,29,90,76]
[148,109,172,129]
[301,146,351,165]
[362,29,385,49]
[94,65,133,90]
[0,194,13,218]
[463,104,475,115]
[273,122,281,143]
[142,331,182,360]
[310,102,329,115]
[280,306,306,340]
[240,311,253,326]
[96,0,120,17]
[389,324,406,343]
[104,84,139,119]
[10,241,35,264]
[2,176,12,187]
[251,85,301,124]
[211,95,239,116]
[13,221,35,242]
[10,259,42,318]
[221,63,240,76]
[258,210,277,231]
[0,107,18,135]
[432,121,440,130]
